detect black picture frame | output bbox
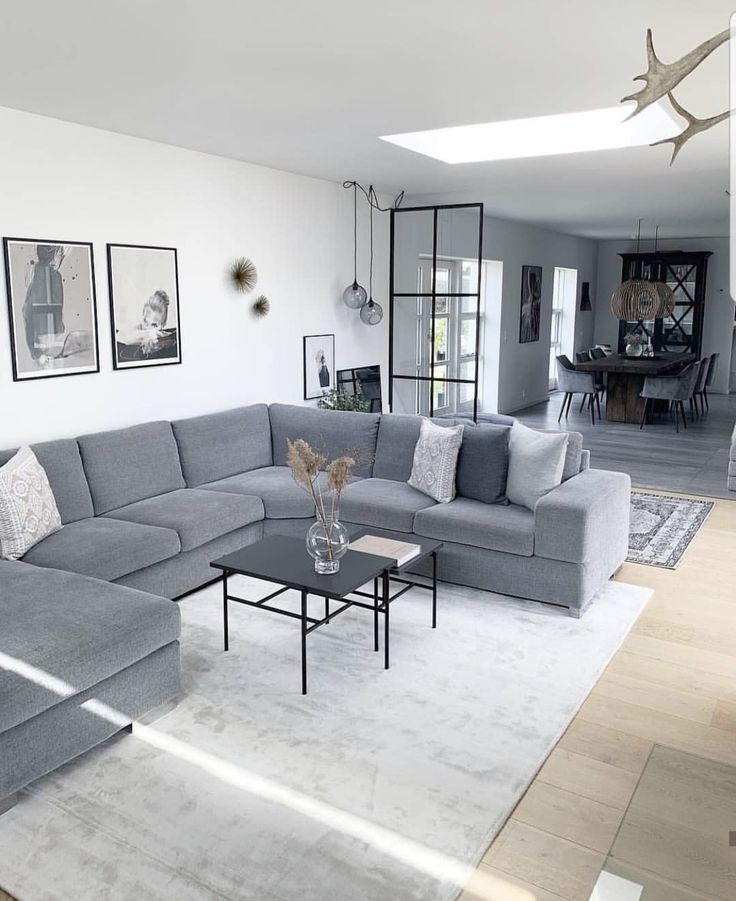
[519,264,542,344]
[107,243,182,371]
[303,333,335,400]
[3,237,100,382]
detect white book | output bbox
[349,534,422,567]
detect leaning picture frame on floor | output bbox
[3,237,100,382]
[519,264,542,344]
[303,333,335,399]
[107,243,181,370]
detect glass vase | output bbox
[306,517,349,574]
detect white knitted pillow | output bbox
[408,419,464,503]
[0,446,62,560]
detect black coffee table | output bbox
[210,531,442,694]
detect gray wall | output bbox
[594,237,733,395]
[483,216,598,413]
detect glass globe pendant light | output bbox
[342,182,368,310]
[360,195,384,326]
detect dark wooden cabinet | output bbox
[617,251,711,355]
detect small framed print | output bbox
[303,333,335,400]
[3,237,100,381]
[107,243,181,370]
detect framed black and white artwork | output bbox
[3,238,100,381]
[303,333,335,400]
[519,264,542,344]
[107,244,181,370]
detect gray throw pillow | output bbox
[408,419,464,503]
[506,421,569,511]
[455,424,510,505]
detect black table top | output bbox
[211,535,394,600]
[575,351,696,375]
[211,531,442,599]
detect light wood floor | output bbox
[2,492,735,901]
[462,490,736,901]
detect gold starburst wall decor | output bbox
[230,257,258,293]
[252,295,270,318]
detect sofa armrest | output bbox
[534,468,630,566]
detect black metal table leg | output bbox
[373,577,379,651]
[223,573,229,651]
[383,570,390,670]
[325,597,330,623]
[301,589,308,695]
[432,551,437,629]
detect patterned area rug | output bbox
[628,492,714,569]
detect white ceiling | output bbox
[0,0,731,239]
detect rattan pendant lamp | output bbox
[610,219,660,320]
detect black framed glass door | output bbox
[389,203,483,418]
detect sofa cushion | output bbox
[172,405,272,487]
[0,439,93,524]
[507,423,569,511]
[202,465,338,519]
[455,424,510,505]
[414,497,535,556]
[78,421,185,515]
[409,419,464,503]
[103,488,264,551]
[23,517,181,581]
[269,404,379,478]
[0,559,180,733]
[340,478,436,533]
[372,414,467,482]
[0,447,62,560]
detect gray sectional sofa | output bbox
[0,402,630,807]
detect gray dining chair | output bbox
[640,362,700,433]
[699,352,719,414]
[690,358,709,419]
[556,355,599,424]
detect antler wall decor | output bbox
[623,27,733,163]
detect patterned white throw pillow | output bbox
[0,446,62,560]
[409,419,464,503]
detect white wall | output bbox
[482,216,598,413]
[594,237,734,394]
[0,106,389,447]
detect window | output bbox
[416,258,481,415]
[549,267,578,390]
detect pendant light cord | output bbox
[352,182,358,282]
[369,190,374,300]
[342,180,404,212]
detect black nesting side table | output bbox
[210,531,442,694]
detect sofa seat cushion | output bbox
[340,478,436,533]
[23,517,181,581]
[202,466,339,520]
[0,559,180,733]
[103,488,264,552]
[413,497,535,556]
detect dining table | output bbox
[575,351,697,423]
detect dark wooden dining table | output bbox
[575,352,697,423]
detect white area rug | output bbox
[628,491,714,569]
[0,577,650,901]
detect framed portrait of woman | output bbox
[303,333,335,400]
[107,243,181,370]
[3,237,100,381]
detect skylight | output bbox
[379,103,682,164]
